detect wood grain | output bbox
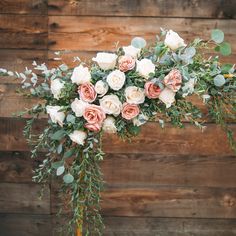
[104,217,236,236]
[0,183,50,214]
[0,15,47,49]
[0,118,235,155]
[1,151,236,188]
[47,0,236,19]
[0,49,47,73]
[48,16,236,52]
[0,0,47,15]
[52,185,236,218]
[0,214,52,236]
[1,214,236,236]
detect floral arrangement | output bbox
[1,28,235,235]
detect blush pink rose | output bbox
[84,123,102,132]
[144,81,161,99]
[121,103,140,120]
[163,69,182,92]
[118,55,135,72]
[78,83,97,103]
[83,105,106,132]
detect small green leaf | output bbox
[51,130,66,140]
[63,148,76,159]
[211,29,224,44]
[219,42,231,56]
[66,114,76,124]
[214,74,226,87]
[52,161,63,169]
[221,64,233,74]
[131,37,147,49]
[184,47,196,58]
[214,46,220,52]
[57,144,63,154]
[128,125,141,136]
[63,173,74,184]
[56,166,65,176]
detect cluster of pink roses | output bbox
[47,29,186,145]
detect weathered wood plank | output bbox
[104,217,236,236]
[0,15,47,49]
[52,185,236,218]
[47,0,236,19]
[0,214,52,236]
[1,151,236,188]
[0,118,235,155]
[0,0,47,15]
[1,214,236,236]
[103,154,236,188]
[0,183,50,214]
[0,151,44,183]
[48,17,236,52]
[0,49,47,73]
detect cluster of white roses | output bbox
[46,30,187,146]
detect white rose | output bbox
[51,78,64,100]
[136,58,155,79]
[102,116,117,133]
[125,86,145,104]
[159,88,175,108]
[92,52,117,70]
[107,70,126,91]
[164,30,186,51]
[69,130,87,146]
[71,65,91,85]
[99,95,122,116]
[71,98,88,117]
[46,105,65,127]
[133,113,149,126]
[94,80,109,97]
[123,45,141,59]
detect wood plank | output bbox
[0,0,47,15]
[104,217,236,236]
[0,118,235,155]
[0,49,47,74]
[0,15,47,49]
[52,185,236,218]
[0,151,44,183]
[0,183,50,214]
[2,214,236,236]
[103,154,236,188]
[48,0,236,19]
[0,214,52,236]
[2,151,236,188]
[48,16,236,53]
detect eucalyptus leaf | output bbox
[66,114,76,124]
[211,29,224,44]
[221,64,233,74]
[219,42,231,56]
[214,74,226,87]
[56,166,65,176]
[63,148,76,159]
[57,144,63,154]
[52,161,63,169]
[63,173,74,184]
[131,37,147,49]
[51,130,66,140]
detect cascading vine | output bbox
[0,28,235,235]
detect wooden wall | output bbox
[0,0,236,235]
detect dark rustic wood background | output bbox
[0,0,236,235]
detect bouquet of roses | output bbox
[0,28,235,235]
